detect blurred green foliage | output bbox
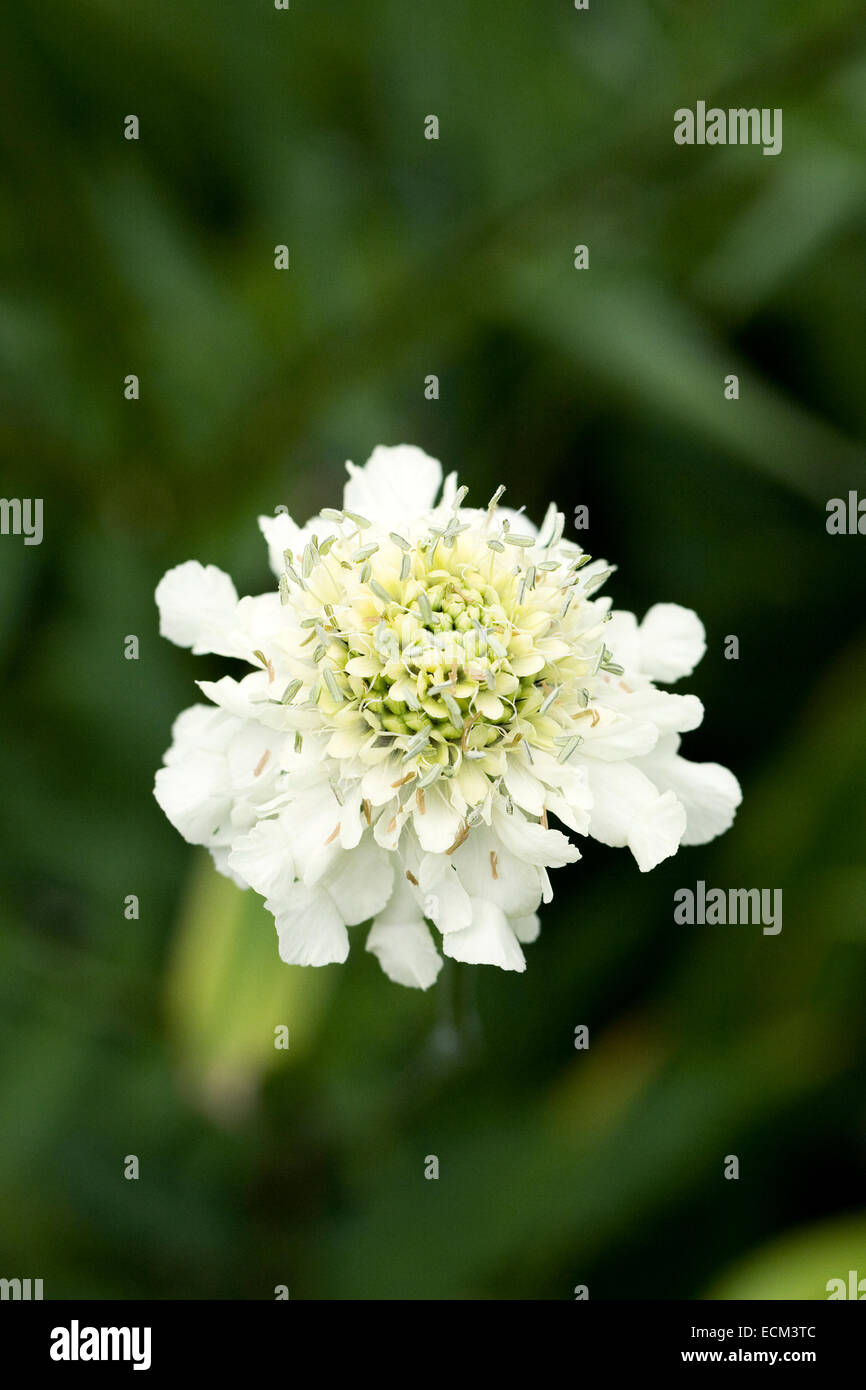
[1,0,866,1299]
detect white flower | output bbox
[155,444,741,988]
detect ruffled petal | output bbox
[154,705,240,845]
[413,784,462,854]
[626,790,687,872]
[578,706,659,761]
[638,736,742,846]
[228,818,295,901]
[442,898,526,971]
[268,883,349,966]
[366,880,443,989]
[449,824,544,918]
[343,444,443,526]
[603,685,704,735]
[639,604,706,683]
[491,803,580,868]
[323,836,395,925]
[584,760,686,870]
[417,855,473,932]
[604,609,641,674]
[155,561,238,655]
[503,752,547,816]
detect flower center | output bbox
[279,495,612,798]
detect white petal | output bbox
[223,720,284,798]
[584,761,686,870]
[344,444,443,526]
[583,760,658,847]
[361,755,404,807]
[449,825,543,918]
[257,511,310,578]
[627,790,687,872]
[198,673,292,731]
[511,913,540,943]
[268,883,349,966]
[529,750,593,832]
[278,781,346,885]
[510,653,545,677]
[366,881,443,989]
[326,725,367,760]
[544,791,590,835]
[417,855,473,932]
[503,754,547,816]
[154,707,239,844]
[638,737,742,846]
[373,801,410,851]
[578,706,659,761]
[454,504,538,539]
[639,603,706,683]
[228,818,294,901]
[162,703,237,763]
[208,845,250,889]
[413,784,462,853]
[604,609,641,674]
[604,685,704,735]
[442,898,526,972]
[492,802,580,868]
[336,785,365,850]
[233,591,284,649]
[474,690,504,721]
[491,505,538,538]
[452,760,491,809]
[323,837,395,925]
[156,561,238,655]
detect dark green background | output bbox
[1,0,865,1299]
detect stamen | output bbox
[391,771,416,788]
[556,734,583,763]
[403,728,432,761]
[445,823,470,855]
[322,666,343,703]
[443,692,464,729]
[504,533,534,548]
[487,484,506,511]
[369,578,393,604]
[539,684,561,715]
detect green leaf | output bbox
[708,1213,866,1300]
[164,853,333,1121]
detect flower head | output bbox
[155,445,741,987]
